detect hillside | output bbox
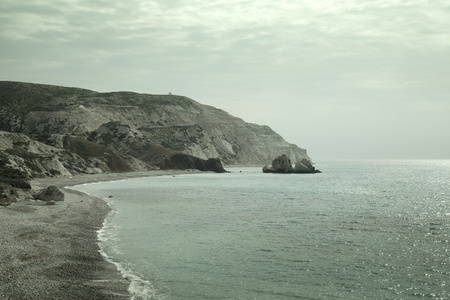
[0,81,312,181]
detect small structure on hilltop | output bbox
[263,154,320,174]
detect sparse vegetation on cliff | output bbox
[0,81,313,189]
[0,155,31,194]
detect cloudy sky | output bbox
[1,0,449,159]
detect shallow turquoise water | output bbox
[73,160,450,299]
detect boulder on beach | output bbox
[33,186,65,202]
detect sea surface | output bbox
[72,160,450,299]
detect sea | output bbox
[72,160,450,300]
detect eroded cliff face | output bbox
[0,131,133,178]
[0,81,312,172]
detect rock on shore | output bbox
[0,187,130,299]
[33,185,65,201]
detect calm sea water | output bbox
[72,160,450,300]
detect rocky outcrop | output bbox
[0,188,26,206]
[0,81,312,166]
[263,155,320,174]
[0,196,11,206]
[160,153,227,173]
[0,154,32,206]
[33,186,65,201]
[262,154,294,173]
[0,131,121,177]
[294,159,320,173]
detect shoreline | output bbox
[1,169,202,300]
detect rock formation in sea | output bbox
[262,154,294,173]
[263,154,320,174]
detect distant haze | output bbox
[1,1,449,159]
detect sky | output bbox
[1,0,449,159]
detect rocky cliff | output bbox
[0,81,312,179]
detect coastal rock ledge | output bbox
[263,154,320,174]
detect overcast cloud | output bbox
[1,0,449,159]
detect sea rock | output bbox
[33,186,65,201]
[204,158,227,173]
[263,154,320,174]
[263,154,294,173]
[294,158,320,173]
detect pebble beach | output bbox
[0,170,200,300]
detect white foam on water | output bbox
[97,203,164,300]
[69,183,164,300]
